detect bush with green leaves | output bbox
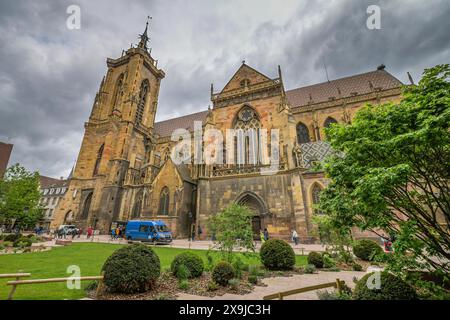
[228,278,240,289]
[2,241,13,247]
[102,244,161,293]
[260,239,295,270]
[248,274,258,284]
[178,279,189,290]
[307,251,324,268]
[3,234,22,242]
[13,236,32,248]
[171,252,204,279]
[352,263,363,271]
[212,261,235,286]
[353,272,417,300]
[323,254,336,268]
[207,281,218,291]
[317,290,352,300]
[175,264,190,281]
[303,264,317,274]
[207,203,255,261]
[353,239,383,261]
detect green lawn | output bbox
[0,243,307,300]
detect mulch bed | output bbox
[90,271,257,300]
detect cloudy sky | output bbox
[0,0,449,178]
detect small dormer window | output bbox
[240,78,251,88]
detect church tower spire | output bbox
[138,16,151,50]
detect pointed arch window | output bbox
[111,73,124,112]
[324,117,338,129]
[81,192,93,219]
[158,187,170,215]
[93,144,104,176]
[296,122,310,144]
[311,183,324,215]
[132,191,143,219]
[233,105,261,165]
[135,79,150,125]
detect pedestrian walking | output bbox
[111,228,116,240]
[197,225,202,240]
[291,229,299,245]
[87,226,93,239]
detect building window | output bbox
[93,144,104,176]
[135,79,149,125]
[233,106,261,165]
[111,73,124,111]
[158,187,170,215]
[43,189,49,195]
[240,78,251,88]
[311,183,324,215]
[296,122,310,144]
[324,117,338,129]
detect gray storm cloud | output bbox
[0,0,449,177]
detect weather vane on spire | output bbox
[138,16,152,50]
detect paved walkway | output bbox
[177,271,364,300]
[37,235,327,255]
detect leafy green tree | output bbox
[207,203,255,261]
[0,164,43,230]
[319,65,450,292]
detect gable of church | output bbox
[221,63,273,93]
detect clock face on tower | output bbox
[239,108,255,122]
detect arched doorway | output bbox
[235,192,268,239]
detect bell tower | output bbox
[52,19,165,232]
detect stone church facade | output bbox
[51,25,403,242]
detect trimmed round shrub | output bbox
[260,239,296,270]
[353,272,417,300]
[171,252,204,279]
[307,251,324,268]
[353,239,383,261]
[13,237,32,248]
[102,244,161,293]
[212,261,235,286]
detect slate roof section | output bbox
[39,176,68,189]
[154,110,208,137]
[285,69,402,109]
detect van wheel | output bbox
[127,236,132,241]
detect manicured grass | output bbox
[0,243,307,300]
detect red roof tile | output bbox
[286,69,402,108]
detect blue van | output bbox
[125,220,172,243]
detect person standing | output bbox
[197,225,202,240]
[87,226,93,239]
[115,227,120,240]
[263,228,269,241]
[291,229,299,246]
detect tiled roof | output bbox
[152,69,402,137]
[154,110,208,137]
[285,69,402,108]
[39,175,68,189]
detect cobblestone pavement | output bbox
[176,271,364,300]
